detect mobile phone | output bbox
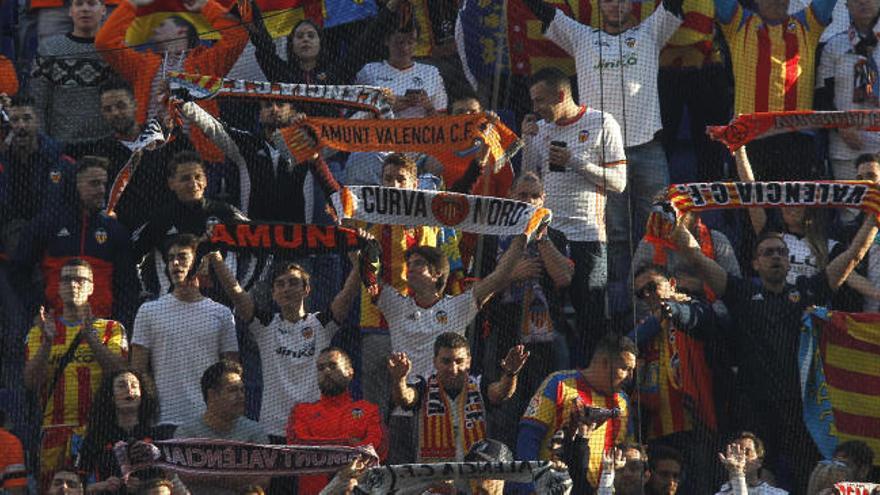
[549,140,567,172]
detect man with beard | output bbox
[65,79,192,231]
[179,99,337,223]
[388,332,528,463]
[13,156,138,325]
[174,360,268,495]
[286,347,387,495]
[672,212,878,492]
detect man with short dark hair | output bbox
[287,347,387,494]
[522,67,626,364]
[65,79,192,231]
[29,0,110,145]
[673,212,878,491]
[24,257,127,491]
[132,150,249,298]
[47,467,85,495]
[13,156,138,324]
[388,332,527,462]
[716,432,786,494]
[517,332,635,489]
[174,359,268,495]
[646,445,683,495]
[131,234,239,427]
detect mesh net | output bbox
[0,0,879,493]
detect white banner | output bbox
[331,186,551,238]
[354,461,572,495]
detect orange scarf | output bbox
[419,375,486,462]
[643,208,717,301]
[707,110,880,151]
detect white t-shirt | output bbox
[377,287,479,382]
[132,294,238,426]
[789,0,849,43]
[523,108,627,242]
[816,28,880,161]
[783,232,838,284]
[546,7,681,147]
[248,311,338,437]
[715,479,789,495]
[355,61,448,118]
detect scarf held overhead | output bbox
[667,181,880,217]
[113,439,379,479]
[279,114,522,187]
[331,186,551,238]
[355,461,572,495]
[707,110,880,151]
[166,71,393,117]
[105,118,170,216]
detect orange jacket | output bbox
[0,55,18,96]
[95,0,248,162]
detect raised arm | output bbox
[672,213,729,296]
[472,234,527,306]
[536,234,574,288]
[521,0,557,28]
[246,0,289,82]
[188,0,249,75]
[844,270,880,301]
[826,215,879,290]
[206,251,255,323]
[329,252,362,324]
[733,146,768,234]
[486,345,529,405]
[95,1,153,83]
[387,352,418,409]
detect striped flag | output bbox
[800,309,880,465]
[506,0,657,75]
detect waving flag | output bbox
[454,0,508,90]
[506,0,657,75]
[800,309,880,465]
[322,0,377,28]
[125,0,322,45]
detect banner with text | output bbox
[113,439,379,479]
[331,186,551,238]
[707,110,880,151]
[167,72,394,118]
[203,223,363,258]
[355,461,572,495]
[282,114,521,187]
[667,181,880,218]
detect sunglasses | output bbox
[635,281,658,300]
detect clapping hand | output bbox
[602,447,626,472]
[36,305,56,342]
[387,352,412,382]
[718,442,747,476]
[500,345,529,376]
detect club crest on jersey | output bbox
[787,21,797,31]
[205,216,221,234]
[524,394,541,417]
[578,130,590,143]
[431,193,470,226]
[435,310,449,325]
[351,408,364,419]
[49,170,62,183]
[412,76,424,86]
[625,37,636,48]
[788,290,801,303]
[94,228,108,244]
[301,327,314,340]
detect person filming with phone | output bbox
[516,332,635,493]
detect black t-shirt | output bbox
[722,272,832,404]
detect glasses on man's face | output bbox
[759,246,789,258]
[635,281,659,300]
[60,275,92,285]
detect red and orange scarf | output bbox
[419,375,486,462]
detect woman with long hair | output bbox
[77,368,160,493]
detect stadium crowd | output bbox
[0,0,879,492]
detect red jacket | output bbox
[287,393,387,495]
